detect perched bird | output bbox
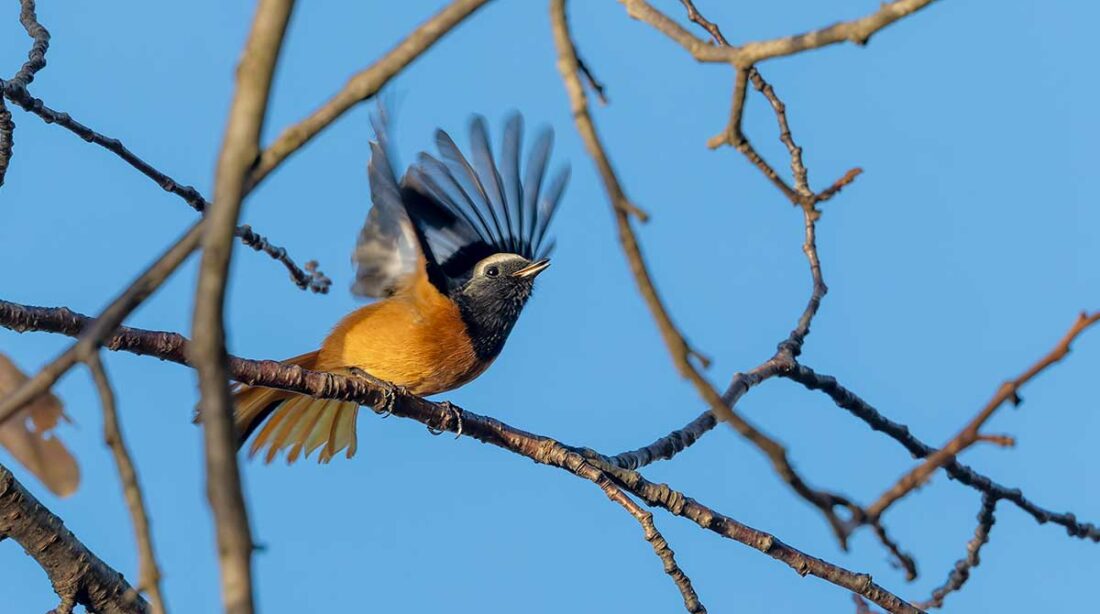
[232,114,569,464]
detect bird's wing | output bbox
[352,118,421,298]
[354,113,570,296]
[401,114,570,283]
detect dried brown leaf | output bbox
[0,352,80,497]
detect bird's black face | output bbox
[451,253,550,361]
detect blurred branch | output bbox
[0,463,149,614]
[918,494,998,609]
[617,0,937,66]
[244,0,496,192]
[87,352,167,614]
[0,299,922,613]
[192,2,296,613]
[865,311,1100,519]
[0,97,11,187]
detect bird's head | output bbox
[458,253,549,315]
[451,253,550,358]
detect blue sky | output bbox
[2,1,1097,612]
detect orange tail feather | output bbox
[232,351,361,464]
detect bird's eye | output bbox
[485,266,500,277]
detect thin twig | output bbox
[86,352,167,614]
[0,300,922,613]
[709,68,799,202]
[865,311,1100,519]
[243,0,496,193]
[918,495,998,609]
[11,0,50,88]
[818,167,864,203]
[748,68,810,197]
[607,410,716,470]
[0,84,329,293]
[192,3,297,613]
[576,54,609,106]
[579,464,705,612]
[0,0,51,190]
[678,0,728,45]
[618,0,938,66]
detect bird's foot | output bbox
[427,401,463,439]
[347,367,403,418]
[378,383,408,419]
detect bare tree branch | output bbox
[0,463,149,614]
[617,0,938,67]
[0,97,11,187]
[0,84,330,294]
[86,353,167,614]
[191,2,296,613]
[918,495,998,610]
[0,0,50,190]
[11,0,49,88]
[244,0,496,193]
[0,300,922,613]
[783,363,1100,542]
[576,461,705,612]
[865,311,1100,518]
[2,0,1094,609]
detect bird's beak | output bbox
[512,258,551,279]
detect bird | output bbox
[231,113,570,464]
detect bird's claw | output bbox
[378,383,407,418]
[427,401,463,439]
[347,367,402,418]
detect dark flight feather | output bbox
[352,130,418,298]
[354,113,569,296]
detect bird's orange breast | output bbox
[316,269,490,396]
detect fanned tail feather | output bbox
[231,351,361,464]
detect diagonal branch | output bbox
[865,311,1100,519]
[617,0,938,67]
[0,463,149,614]
[784,362,1100,542]
[0,300,922,613]
[86,352,167,614]
[244,0,496,193]
[0,84,330,294]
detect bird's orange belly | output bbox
[315,299,489,396]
